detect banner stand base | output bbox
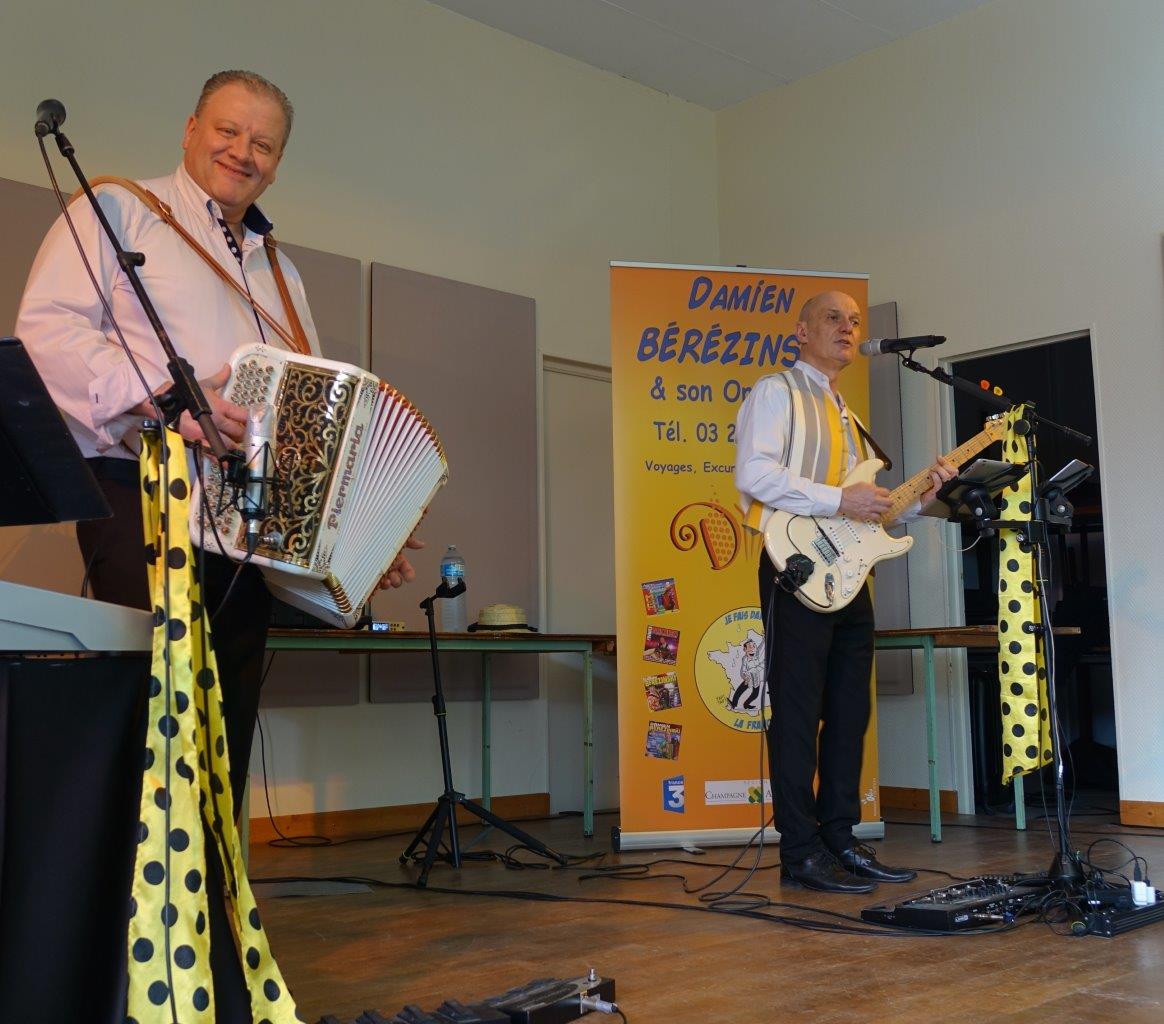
[613,819,885,852]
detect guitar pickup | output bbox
[812,534,839,565]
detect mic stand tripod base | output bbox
[402,583,567,888]
[1047,850,1086,891]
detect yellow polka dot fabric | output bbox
[128,430,300,1023]
[996,408,1051,783]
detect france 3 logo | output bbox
[662,774,685,813]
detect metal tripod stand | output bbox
[401,579,567,886]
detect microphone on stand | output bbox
[34,99,67,138]
[242,403,277,555]
[859,335,947,356]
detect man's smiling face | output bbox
[182,82,286,222]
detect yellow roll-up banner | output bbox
[610,262,881,849]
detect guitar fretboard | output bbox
[882,422,1006,524]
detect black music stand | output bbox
[921,458,1029,537]
[945,451,1093,888]
[402,579,567,887]
[0,337,111,526]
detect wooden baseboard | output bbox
[1120,800,1164,828]
[248,792,551,845]
[880,785,958,813]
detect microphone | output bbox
[242,403,276,554]
[859,335,947,356]
[34,99,66,138]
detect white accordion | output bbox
[190,344,448,628]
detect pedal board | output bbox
[1084,897,1164,936]
[486,974,617,1024]
[320,1009,508,1024]
[861,874,1050,931]
[318,973,617,1024]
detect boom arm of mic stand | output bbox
[898,355,1093,446]
[47,129,231,463]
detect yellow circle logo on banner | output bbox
[694,606,768,732]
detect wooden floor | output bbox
[250,803,1164,1024]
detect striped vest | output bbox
[742,366,868,532]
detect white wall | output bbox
[717,0,1164,804]
[0,0,718,815]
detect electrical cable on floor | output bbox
[247,870,1023,938]
[883,818,1164,841]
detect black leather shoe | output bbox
[780,849,877,894]
[835,842,917,883]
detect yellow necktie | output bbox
[129,428,299,1022]
[996,407,1052,783]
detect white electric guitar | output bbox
[763,415,1009,611]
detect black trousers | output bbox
[79,456,272,1024]
[760,552,874,863]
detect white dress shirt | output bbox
[734,361,855,518]
[16,164,321,459]
[735,361,922,525]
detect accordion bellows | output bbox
[191,344,448,628]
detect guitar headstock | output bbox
[983,413,1010,445]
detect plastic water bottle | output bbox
[439,545,468,632]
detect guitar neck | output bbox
[883,427,1002,523]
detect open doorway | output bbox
[951,334,1114,814]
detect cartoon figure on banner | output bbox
[694,606,769,732]
[670,501,741,570]
[727,638,765,712]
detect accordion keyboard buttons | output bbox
[230,357,276,407]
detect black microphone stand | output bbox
[899,352,1091,890]
[898,352,1093,445]
[402,579,567,887]
[37,108,235,467]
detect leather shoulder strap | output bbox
[263,236,311,356]
[851,414,893,472]
[72,176,308,354]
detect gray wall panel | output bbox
[368,263,538,702]
[868,300,915,696]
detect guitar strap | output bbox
[852,417,893,473]
[996,405,1052,782]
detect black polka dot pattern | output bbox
[995,407,1050,785]
[126,434,299,1021]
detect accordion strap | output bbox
[262,235,311,356]
[72,176,312,356]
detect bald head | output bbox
[795,290,862,380]
[798,291,855,324]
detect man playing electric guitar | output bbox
[734,290,956,894]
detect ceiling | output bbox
[427,0,991,110]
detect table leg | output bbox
[923,637,941,843]
[583,649,594,838]
[482,653,492,812]
[1013,772,1026,830]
